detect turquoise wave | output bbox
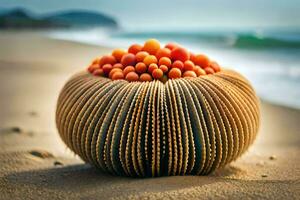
[112,30,300,49]
[233,34,300,49]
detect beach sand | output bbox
[0,31,299,199]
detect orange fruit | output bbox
[100,55,117,66]
[112,49,126,62]
[183,60,195,71]
[135,62,147,74]
[159,65,169,73]
[92,68,104,76]
[142,39,161,55]
[189,52,196,63]
[209,61,221,72]
[204,67,215,74]
[158,57,172,68]
[194,66,206,76]
[89,39,222,82]
[156,48,171,60]
[109,68,122,79]
[123,66,136,76]
[171,47,190,62]
[125,71,139,82]
[92,58,100,65]
[136,51,149,62]
[112,63,124,69]
[143,55,158,66]
[152,68,164,79]
[140,73,153,82]
[172,60,184,71]
[112,71,124,80]
[183,70,197,78]
[148,63,158,74]
[88,64,99,73]
[128,44,143,54]
[194,54,210,68]
[102,64,113,75]
[121,53,136,67]
[165,43,178,50]
[168,68,182,79]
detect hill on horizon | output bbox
[0,8,118,29]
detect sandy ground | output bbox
[0,31,299,199]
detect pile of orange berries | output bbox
[87,39,221,82]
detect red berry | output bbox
[140,73,153,82]
[112,49,126,62]
[158,57,172,68]
[125,71,139,82]
[159,65,169,73]
[92,68,104,76]
[92,58,100,65]
[143,39,161,55]
[156,48,171,60]
[194,54,210,68]
[121,53,136,67]
[204,67,215,74]
[194,66,206,76]
[88,64,99,73]
[135,62,147,74]
[171,47,190,62]
[165,43,178,50]
[168,68,182,79]
[143,55,158,66]
[209,61,221,72]
[100,55,117,66]
[136,51,149,62]
[172,60,184,71]
[148,63,158,74]
[183,70,197,78]
[109,68,122,79]
[90,39,222,82]
[112,63,124,69]
[190,52,196,63]
[102,64,113,75]
[123,66,135,76]
[183,60,195,71]
[112,71,124,80]
[128,44,143,54]
[152,68,164,79]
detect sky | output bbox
[0,0,300,29]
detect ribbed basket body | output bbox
[56,70,260,177]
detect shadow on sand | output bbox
[3,163,297,199]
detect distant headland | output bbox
[0,8,118,29]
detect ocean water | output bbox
[47,28,300,109]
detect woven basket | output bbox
[56,69,260,177]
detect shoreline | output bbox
[2,30,300,109]
[0,31,299,199]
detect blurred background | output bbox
[0,1,300,199]
[0,0,300,109]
